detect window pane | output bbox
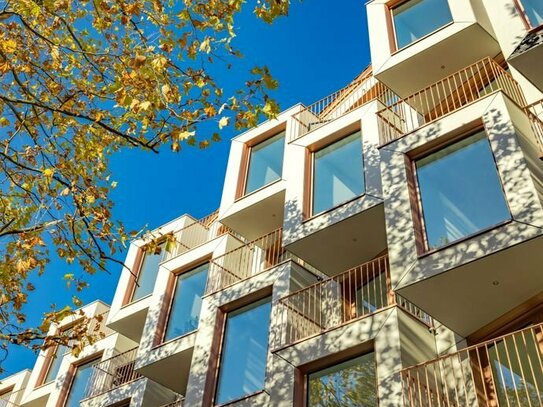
[164,264,208,341]
[522,0,543,27]
[313,132,365,215]
[44,343,68,383]
[416,131,510,250]
[64,358,101,407]
[215,298,272,405]
[132,244,164,301]
[393,0,453,49]
[245,132,285,194]
[308,353,378,407]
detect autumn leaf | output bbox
[218,116,229,129]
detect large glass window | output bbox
[131,244,164,302]
[392,0,453,49]
[44,328,72,384]
[312,132,365,215]
[64,357,101,406]
[307,353,378,406]
[215,298,272,405]
[244,132,285,195]
[415,131,510,250]
[520,0,543,27]
[163,264,208,342]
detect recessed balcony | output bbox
[401,322,543,406]
[272,255,433,350]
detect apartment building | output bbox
[2,0,543,406]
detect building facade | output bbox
[3,0,543,406]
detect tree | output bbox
[0,0,289,367]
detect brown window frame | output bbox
[56,352,103,407]
[204,288,273,407]
[386,0,455,54]
[154,258,211,347]
[235,126,287,200]
[406,124,512,256]
[305,128,365,219]
[123,241,166,306]
[514,0,543,32]
[295,346,377,407]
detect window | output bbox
[392,0,453,49]
[131,244,164,302]
[519,0,543,28]
[43,328,73,384]
[163,264,208,342]
[0,388,14,407]
[215,298,272,405]
[415,131,510,251]
[312,132,365,215]
[244,132,285,195]
[307,353,378,406]
[64,357,101,406]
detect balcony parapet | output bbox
[159,397,184,407]
[376,57,528,146]
[401,322,543,406]
[290,67,396,143]
[525,98,543,158]
[162,210,236,262]
[84,347,142,400]
[272,254,434,350]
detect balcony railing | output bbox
[162,210,232,262]
[525,99,543,155]
[84,348,142,399]
[290,68,396,142]
[205,228,287,294]
[0,398,18,407]
[401,323,543,407]
[159,398,184,407]
[377,57,528,146]
[273,254,434,349]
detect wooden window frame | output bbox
[386,0,455,54]
[406,122,513,256]
[295,346,377,407]
[304,125,363,220]
[205,289,273,407]
[235,125,287,200]
[514,0,543,32]
[56,352,103,407]
[153,258,211,347]
[123,241,166,306]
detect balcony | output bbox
[401,323,543,406]
[525,98,543,158]
[377,57,532,146]
[290,68,395,142]
[162,210,232,262]
[84,348,142,399]
[272,255,433,350]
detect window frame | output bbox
[236,129,286,200]
[301,350,379,407]
[408,126,512,256]
[157,260,210,346]
[387,0,455,53]
[211,295,273,406]
[307,130,366,218]
[57,353,103,407]
[124,242,166,306]
[514,0,543,32]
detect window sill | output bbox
[215,389,267,407]
[153,329,198,350]
[234,178,283,203]
[303,193,367,224]
[121,293,152,309]
[417,218,513,259]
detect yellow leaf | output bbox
[139,101,151,111]
[43,168,54,178]
[218,116,229,129]
[0,117,9,126]
[178,130,195,140]
[1,39,17,53]
[199,38,211,54]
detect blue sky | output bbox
[1,0,371,377]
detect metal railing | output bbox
[401,323,543,407]
[0,398,18,407]
[206,228,288,294]
[290,68,396,142]
[377,57,528,146]
[525,99,543,154]
[84,347,142,399]
[162,210,232,262]
[273,255,434,349]
[159,398,184,407]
